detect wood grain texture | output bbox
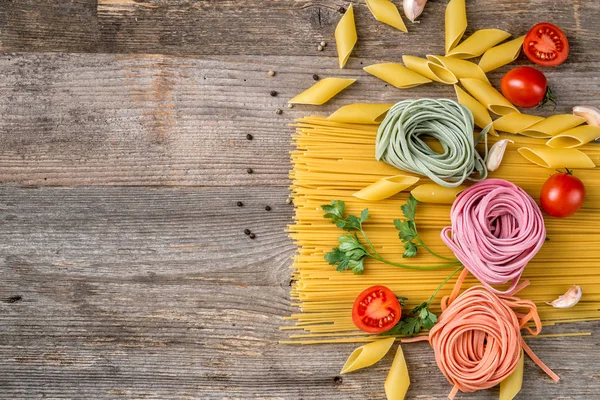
[1,0,600,398]
[0,186,598,400]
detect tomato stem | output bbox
[537,86,557,110]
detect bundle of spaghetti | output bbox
[283,116,600,345]
[441,179,546,294]
[419,269,560,399]
[376,99,488,187]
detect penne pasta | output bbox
[335,4,357,68]
[460,78,518,115]
[493,113,544,135]
[444,0,467,54]
[364,63,432,88]
[499,350,524,400]
[340,337,396,374]
[427,55,489,84]
[479,36,526,73]
[411,183,466,204]
[518,146,596,169]
[402,55,457,84]
[447,29,512,59]
[520,114,587,138]
[328,103,394,124]
[353,175,420,201]
[454,85,496,134]
[546,125,600,148]
[289,78,356,105]
[366,0,407,32]
[385,345,411,400]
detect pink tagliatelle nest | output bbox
[441,179,546,294]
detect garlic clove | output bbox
[486,139,513,172]
[546,285,582,309]
[403,0,428,23]
[573,105,600,127]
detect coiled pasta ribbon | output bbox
[441,179,545,295]
[375,99,489,188]
[403,269,559,399]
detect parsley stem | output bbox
[359,229,382,259]
[427,265,464,305]
[416,237,458,262]
[367,254,462,271]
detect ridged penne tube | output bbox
[289,78,356,105]
[354,175,420,201]
[445,0,467,54]
[411,184,466,204]
[493,113,544,135]
[427,55,489,84]
[366,0,407,32]
[518,147,596,169]
[402,55,457,84]
[479,36,525,73]
[520,114,587,138]
[546,125,600,148]
[340,337,396,374]
[499,350,524,400]
[460,78,518,115]
[385,345,410,400]
[335,5,357,68]
[454,85,496,134]
[447,29,512,59]
[364,63,432,88]
[328,103,394,124]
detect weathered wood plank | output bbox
[1,0,599,60]
[0,185,598,399]
[1,52,600,187]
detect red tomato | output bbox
[352,285,401,333]
[500,67,549,108]
[540,170,585,218]
[524,22,569,66]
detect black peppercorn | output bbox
[265,205,271,211]
[338,6,346,14]
[270,90,278,97]
[312,74,319,81]
[244,229,251,235]
[246,168,253,174]
[246,134,253,140]
[249,233,256,239]
[237,201,243,207]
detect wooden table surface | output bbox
[1,1,598,399]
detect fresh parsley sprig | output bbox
[321,200,461,274]
[394,195,457,261]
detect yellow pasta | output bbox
[493,113,545,135]
[335,4,357,68]
[427,55,489,84]
[447,29,512,59]
[453,85,496,134]
[445,0,467,54]
[520,114,587,138]
[385,345,410,400]
[366,0,407,33]
[364,63,432,88]
[340,337,396,374]
[354,175,420,201]
[460,78,518,115]
[546,125,600,148]
[518,146,596,169]
[411,184,466,204]
[328,103,394,124]
[479,36,525,73]
[499,350,524,400]
[402,55,457,84]
[289,78,356,105]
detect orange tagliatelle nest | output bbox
[404,269,560,399]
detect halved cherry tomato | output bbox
[352,285,401,333]
[540,170,585,218]
[500,67,553,108]
[524,22,569,66]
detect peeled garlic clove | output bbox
[546,285,582,309]
[573,106,600,126]
[403,0,428,23]
[486,139,513,172]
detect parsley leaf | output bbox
[324,234,367,274]
[394,195,420,258]
[381,301,439,337]
[321,200,369,232]
[403,241,418,258]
